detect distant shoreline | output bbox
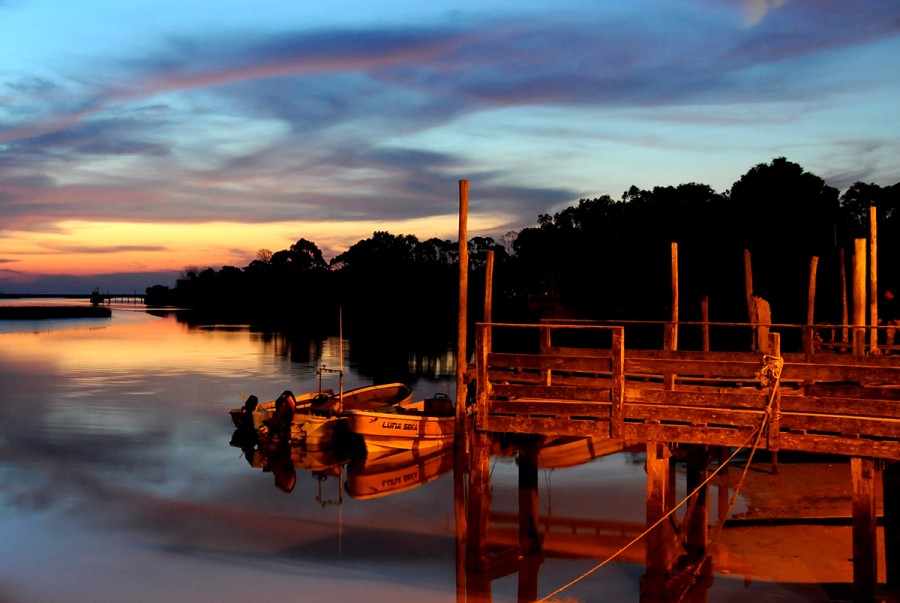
[0,306,112,320]
[0,294,92,299]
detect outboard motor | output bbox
[270,391,296,441]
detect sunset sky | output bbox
[1,0,898,293]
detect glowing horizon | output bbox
[0,211,513,281]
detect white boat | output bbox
[345,392,455,453]
[293,382,414,450]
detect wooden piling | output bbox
[701,296,709,352]
[642,441,677,599]
[851,456,877,603]
[664,243,678,389]
[885,461,900,589]
[455,426,468,602]
[518,444,541,555]
[484,250,493,355]
[852,238,867,356]
[805,256,818,353]
[456,180,469,431]
[671,242,679,349]
[744,249,754,350]
[466,429,492,572]
[768,332,781,474]
[870,206,878,355]
[684,445,710,562]
[841,246,849,345]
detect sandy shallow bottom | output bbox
[707,458,896,602]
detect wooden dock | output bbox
[464,321,900,602]
[473,322,900,461]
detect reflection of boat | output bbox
[345,392,455,453]
[537,435,635,469]
[345,445,455,500]
[230,430,349,494]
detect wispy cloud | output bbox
[0,0,898,290]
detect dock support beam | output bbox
[466,430,492,572]
[642,441,677,599]
[885,461,900,590]
[851,456,877,603]
[684,445,710,563]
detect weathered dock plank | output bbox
[476,323,900,460]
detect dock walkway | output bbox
[473,322,900,461]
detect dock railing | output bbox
[474,321,900,460]
[474,322,625,439]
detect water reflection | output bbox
[346,445,456,500]
[230,430,351,498]
[230,427,457,502]
[0,307,846,602]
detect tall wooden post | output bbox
[768,332,781,474]
[671,242,679,349]
[851,457,877,603]
[841,247,849,345]
[701,296,709,352]
[744,249,754,349]
[852,238,867,356]
[484,250,494,356]
[805,256,818,353]
[456,180,469,431]
[540,325,552,386]
[610,327,625,439]
[663,243,678,389]
[456,196,472,597]
[869,206,878,354]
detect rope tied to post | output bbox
[756,353,784,389]
[537,353,787,603]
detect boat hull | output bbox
[346,396,455,453]
[290,383,413,449]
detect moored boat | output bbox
[231,382,414,450]
[230,389,334,434]
[345,392,455,453]
[292,382,414,450]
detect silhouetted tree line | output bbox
[146,157,899,343]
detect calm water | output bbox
[0,303,835,602]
